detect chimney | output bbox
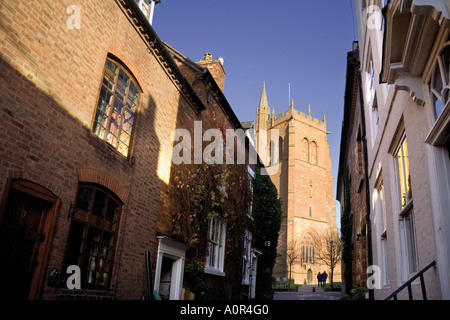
[197,52,226,91]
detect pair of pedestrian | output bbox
[316,271,328,287]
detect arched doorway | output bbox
[307,269,313,284]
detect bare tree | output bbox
[286,239,301,290]
[316,230,341,288]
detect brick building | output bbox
[254,85,340,285]
[0,0,261,300]
[336,43,372,295]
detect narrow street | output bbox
[273,285,341,300]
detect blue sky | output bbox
[153,1,357,229]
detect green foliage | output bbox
[338,287,367,300]
[252,167,282,299]
[184,258,207,299]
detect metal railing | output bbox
[384,260,436,300]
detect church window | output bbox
[311,142,318,165]
[301,233,315,265]
[303,138,309,162]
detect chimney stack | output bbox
[197,52,226,91]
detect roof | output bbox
[241,121,255,130]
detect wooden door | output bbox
[0,180,59,300]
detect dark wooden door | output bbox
[0,188,52,299]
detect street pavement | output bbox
[273,285,342,300]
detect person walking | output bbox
[317,272,322,287]
[322,271,328,288]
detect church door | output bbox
[307,269,313,284]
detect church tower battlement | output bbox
[254,84,339,285]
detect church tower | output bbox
[255,85,339,285]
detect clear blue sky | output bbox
[153,1,357,230]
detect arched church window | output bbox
[301,233,316,265]
[302,138,309,162]
[311,141,318,165]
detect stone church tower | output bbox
[255,84,339,285]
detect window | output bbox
[248,166,255,219]
[430,45,450,121]
[279,137,284,161]
[369,59,377,103]
[301,234,315,265]
[380,0,388,33]
[242,230,253,285]
[400,208,417,274]
[135,0,152,20]
[367,57,379,140]
[92,58,140,157]
[310,141,318,165]
[205,216,226,275]
[302,138,309,162]
[394,136,417,275]
[395,136,412,209]
[65,184,122,289]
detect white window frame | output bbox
[205,216,226,276]
[242,230,253,285]
[393,134,418,279]
[367,56,379,143]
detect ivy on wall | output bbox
[252,167,282,299]
[170,118,252,299]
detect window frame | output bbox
[430,44,450,122]
[310,141,318,165]
[91,57,141,158]
[242,230,253,285]
[393,134,418,278]
[205,216,227,276]
[394,135,412,210]
[64,184,122,290]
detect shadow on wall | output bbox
[0,55,165,300]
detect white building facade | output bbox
[354,0,450,299]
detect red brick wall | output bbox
[0,0,254,300]
[0,0,194,300]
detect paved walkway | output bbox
[273,285,342,300]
